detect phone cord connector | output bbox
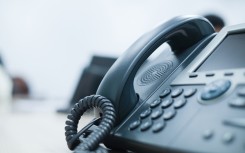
[65,95,116,152]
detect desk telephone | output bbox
[65,16,245,153]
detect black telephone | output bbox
[65,15,245,153]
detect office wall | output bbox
[0,0,244,100]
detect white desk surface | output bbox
[0,98,94,153]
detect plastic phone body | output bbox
[94,16,245,153]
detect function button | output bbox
[151,109,163,120]
[140,120,153,131]
[206,73,215,77]
[150,99,162,108]
[201,79,231,101]
[184,88,197,98]
[202,129,214,140]
[129,120,141,130]
[161,99,174,108]
[238,87,245,97]
[171,88,184,98]
[222,132,235,144]
[140,108,152,119]
[152,121,165,133]
[224,72,234,76]
[189,73,198,78]
[163,109,176,120]
[229,98,245,107]
[159,89,171,98]
[174,99,187,109]
[223,118,245,128]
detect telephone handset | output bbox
[96,15,214,122]
[65,15,245,153]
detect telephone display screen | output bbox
[196,33,245,72]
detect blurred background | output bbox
[0,0,245,104]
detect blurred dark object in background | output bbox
[12,77,29,96]
[204,14,225,32]
[57,55,117,113]
[0,55,3,66]
[0,53,29,97]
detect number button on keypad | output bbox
[140,108,152,119]
[174,99,187,109]
[161,99,174,108]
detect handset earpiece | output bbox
[96,15,215,123]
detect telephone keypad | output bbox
[125,83,245,152]
[140,108,152,119]
[128,87,197,132]
[152,121,165,133]
[129,120,141,131]
[173,99,187,109]
[140,120,153,131]
[150,99,162,108]
[171,88,184,98]
[161,99,174,108]
[163,109,176,120]
[159,89,171,98]
[184,88,197,98]
[151,109,163,120]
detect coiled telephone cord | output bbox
[65,95,116,153]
